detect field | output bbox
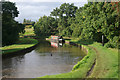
[20,25,35,37]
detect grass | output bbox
[71,39,118,78]
[20,26,35,37]
[24,28,35,36]
[1,38,38,54]
[88,43,118,78]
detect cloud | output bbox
[15,2,62,22]
[13,2,88,23]
[10,0,88,2]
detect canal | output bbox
[2,40,86,78]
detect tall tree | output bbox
[2,1,25,46]
[50,3,78,35]
[73,2,119,47]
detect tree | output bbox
[34,2,119,48]
[23,19,35,26]
[72,2,119,48]
[2,1,25,46]
[50,3,78,35]
[34,16,58,37]
[23,19,26,24]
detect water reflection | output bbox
[2,40,86,78]
[51,42,63,47]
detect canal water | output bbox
[2,40,86,78]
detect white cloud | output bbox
[10,0,88,2]
[15,2,62,22]
[13,2,88,23]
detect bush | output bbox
[104,42,115,48]
[105,36,119,48]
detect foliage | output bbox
[50,3,78,35]
[34,3,78,37]
[104,42,115,48]
[34,16,58,37]
[23,19,35,26]
[2,1,25,46]
[34,2,119,48]
[105,36,119,48]
[74,2,119,43]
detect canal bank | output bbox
[2,38,118,78]
[1,38,38,58]
[34,40,97,78]
[34,38,118,79]
[71,39,118,78]
[2,40,86,78]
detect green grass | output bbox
[24,28,35,36]
[1,38,38,54]
[71,39,118,78]
[88,43,118,78]
[16,38,38,44]
[20,27,35,37]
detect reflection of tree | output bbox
[35,41,56,53]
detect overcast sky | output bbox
[9,0,88,23]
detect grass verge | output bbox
[71,39,118,78]
[1,38,38,54]
[88,42,118,78]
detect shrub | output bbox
[104,42,115,48]
[105,36,119,48]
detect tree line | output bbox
[34,2,120,48]
[2,1,119,48]
[23,19,35,26]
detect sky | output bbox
[9,0,88,23]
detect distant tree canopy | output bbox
[34,3,78,37]
[23,19,35,26]
[2,1,25,46]
[34,2,119,48]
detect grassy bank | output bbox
[88,43,118,78]
[71,39,118,78]
[1,38,38,54]
[33,37,118,79]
